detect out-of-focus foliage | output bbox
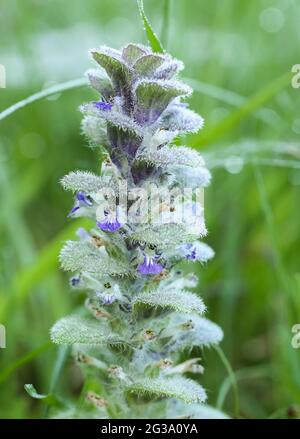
[0,0,300,419]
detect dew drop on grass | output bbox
[224,156,244,174]
[259,8,285,33]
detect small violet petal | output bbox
[103,294,115,305]
[67,205,80,217]
[182,243,197,260]
[76,191,93,206]
[67,192,93,217]
[70,276,80,287]
[97,217,122,233]
[93,100,113,111]
[138,256,163,275]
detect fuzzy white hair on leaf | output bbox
[133,289,206,315]
[126,376,207,404]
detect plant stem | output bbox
[214,344,240,418]
[44,345,69,418]
[0,77,87,122]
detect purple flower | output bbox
[182,243,197,260]
[68,205,80,216]
[67,192,93,217]
[76,192,93,206]
[102,294,115,305]
[70,276,80,287]
[95,291,116,305]
[180,241,215,263]
[97,210,122,233]
[94,100,113,111]
[138,256,164,275]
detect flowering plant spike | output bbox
[51,43,225,419]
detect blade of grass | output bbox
[24,384,66,408]
[44,345,70,418]
[48,346,70,394]
[217,364,271,413]
[213,344,239,418]
[190,72,291,147]
[0,77,87,122]
[206,155,300,171]
[186,77,280,128]
[203,139,300,162]
[187,77,252,107]
[253,164,300,401]
[253,164,291,295]
[0,342,52,384]
[137,0,164,53]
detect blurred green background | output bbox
[0,0,300,419]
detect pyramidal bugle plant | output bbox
[44,32,226,419]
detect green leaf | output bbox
[24,384,62,406]
[136,145,205,168]
[136,0,164,53]
[169,315,224,350]
[81,115,108,147]
[82,103,143,137]
[189,317,224,345]
[126,376,207,403]
[133,54,165,77]
[159,104,204,134]
[51,315,118,345]
[122,44,147,65]
[60,241,133,277]
[24,384,48,399]
[86,68,114,99]
[129,223,197,249]
[154,58,184,80]
[134,79,191,124]
[91,47,132,87]
[61,171,108,193]
[134,289,206,315]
